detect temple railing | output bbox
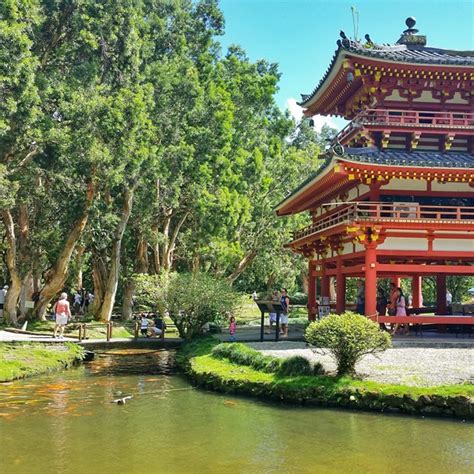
[337,109,474,143]
[291,202,474,242]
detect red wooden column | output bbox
[436,274,447,315]
[412,276,423,308]
[321,260,330,300]
[307,260,317,321]
[336,256,346,313]
[364,243,377,316]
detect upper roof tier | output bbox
[299,18,474,119]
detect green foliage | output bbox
[211,342,324,376]
[305,312,391,376]
[212,343,280,372]
[167,273,239,339]
[278,356,324,377]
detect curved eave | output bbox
[275,156,341,216]
[299,47,474,116]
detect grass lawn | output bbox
[0,343,84,382]
[178,338,474,418]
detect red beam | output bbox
[377,264,474,275]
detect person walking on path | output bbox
[0,285,8,321]
[280,288,290,338]
[229,316,237,342]
[53,293,71,339]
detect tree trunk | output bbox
[98,184,136,322]
[163,211,189,270]
[227,250,257,284]
[121,279,135,320]
[34,207,92,320]
[2,210,20,326]
[90,252,107,318]
[19,272,33,318]
[74,245,85,290]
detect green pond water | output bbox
[0,350,473,474]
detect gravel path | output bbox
[248,342,474,386]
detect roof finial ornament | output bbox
[403,17,419,35]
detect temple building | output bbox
[276,18,474,324]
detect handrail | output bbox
[336,108,474,143]
[292,202,474,241]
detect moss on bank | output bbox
[177,338,474,419]
[0,343,84,382]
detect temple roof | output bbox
[342,148,474,168]
[276,149,474,215]
[299,19,474,108]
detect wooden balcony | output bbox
[337,109,474,144]
[291,202,474,243]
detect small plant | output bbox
[277,356,312,376]
[212,343,278,373]
[305,311,391,376]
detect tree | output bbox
[305,312,391,376]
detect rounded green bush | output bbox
[277,356,313,376]
[305,312,391,376]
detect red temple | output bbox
[277,18,474,326]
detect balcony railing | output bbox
[337,109,474,143]
[291,202,474,242]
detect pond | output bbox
[0,350,473,474]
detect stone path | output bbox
[248,341,474,387]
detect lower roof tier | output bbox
[276,148,474,216]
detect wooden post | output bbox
[275,311,280,342]
[321,260,330,300]
[412,276,423,308]
[260,309,265,342]
[364,244,377,316]
[336,257,346,314]
[307,260,317,321]
[106,322,112,341]
[436,275,447,315]
[134,321,139,340]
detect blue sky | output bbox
[219,0,474,130]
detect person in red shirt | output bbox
[53,293,71,339]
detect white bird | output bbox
[111,395,133,405]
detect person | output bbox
[266,290,279,334]
[356,280,365,315]
[53,292,71,339]
[280,288,290,338]
[446,291,453,306]
[391,287,408,336]
[387,282,399,316]
[152,313,166,338]
[0,285,8,321]
[376,287,388,331]
[73,291,82,315]
[229,316,237,342]
[252,290,258,301]
[140,314,149,337]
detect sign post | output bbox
[255,300,284,342]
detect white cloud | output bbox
[286,98,347,132]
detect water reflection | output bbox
[0,350,473,474]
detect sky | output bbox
[218,0,474,130]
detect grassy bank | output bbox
[0,343,84,382]
[178,338,474,419]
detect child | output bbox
[140,314,149,337]
[229,316,236,342]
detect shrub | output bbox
[277,356,312,376]
[291,292,308,305]
[212,343,324,376]
[212,343,279,373]
[305,311,391,376]
[167,273,239,340]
